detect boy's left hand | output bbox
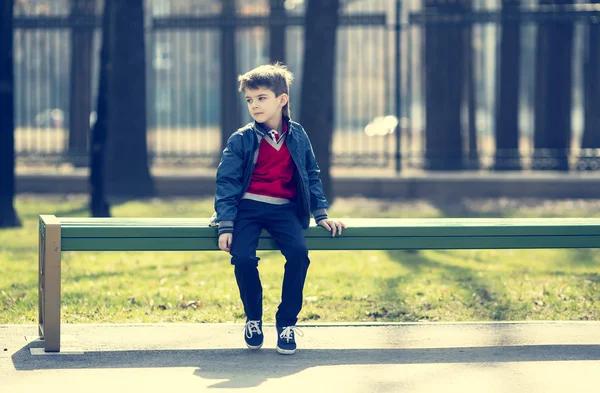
[318,219,347,237]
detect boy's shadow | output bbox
[192,350,293,389]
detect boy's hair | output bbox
[238,63,294,118]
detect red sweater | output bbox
[244,122,296,203]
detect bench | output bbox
[37,214,600,353]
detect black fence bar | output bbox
[14,13,387,30]
[14,16,101,29]
[395,0,401,174]
[410,9,600,25]
[154,14,386,29]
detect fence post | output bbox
[395,0,402,174]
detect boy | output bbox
[212,63,346,355]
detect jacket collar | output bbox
[253,116,292,138]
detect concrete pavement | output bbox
[2,322,600,393]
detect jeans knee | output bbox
[231,255,260,267]
[284,246,310,266]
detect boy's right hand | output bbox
[218,233,233,252]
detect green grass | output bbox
[1,195,600,324]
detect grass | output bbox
[1,195,600,324]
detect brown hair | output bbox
[238,63,294,118]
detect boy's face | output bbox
[244,87,288,126]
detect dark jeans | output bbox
[230,199,310,327]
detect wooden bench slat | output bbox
[59,225,600,238]
[61,234,600,251]
[58,217,600,239]
[57,217,600,227]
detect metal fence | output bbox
[12,0,600,171]
[13,0,396,169]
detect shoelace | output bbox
[279,326,304,343]
[244,320,262,339]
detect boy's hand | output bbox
[318,219,347,237]
[218,233,233,252]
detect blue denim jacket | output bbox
[213,117,329,235]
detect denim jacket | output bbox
[212,117,329,235]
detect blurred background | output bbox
[2,0,600,224]
[8,0,600,171]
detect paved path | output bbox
[2,322,600,393]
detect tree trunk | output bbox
[533,0,574,171]
[89,0,110,217]
[494,0,522,171]
[0,0,21,228]
[269,0,286,64]
[220,0,240,156]
[105,0,154,198]
[68,0,95,166]
[299,0,339,203]
[577,1,600,171]
[424,0,465,171]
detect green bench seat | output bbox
[38,215,600,352]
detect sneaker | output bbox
[243,320,263,349]
[276,325,303,355]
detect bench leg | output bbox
[38,229,43,338]
[39,216,61,352]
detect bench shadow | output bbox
[12,341,600,389]
[381,247,599,321]
[562,249,600,270]
[381,249,514,320]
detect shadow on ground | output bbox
[12,341,600,389]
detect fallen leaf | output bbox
[183,300,204,309]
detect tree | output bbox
[494,0,522,171]
[219,0,240,154]
[0,0,21,228]
[104,0,154,197]
[578,1,600,171]
[423,0,466,170]
[89,0,111,217]
[299,0,339,203]
[533,0,574,171]
[68,0,95,166]
[269,0,286,64]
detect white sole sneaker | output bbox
[276,346,295,355]
[246,343,263,350]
